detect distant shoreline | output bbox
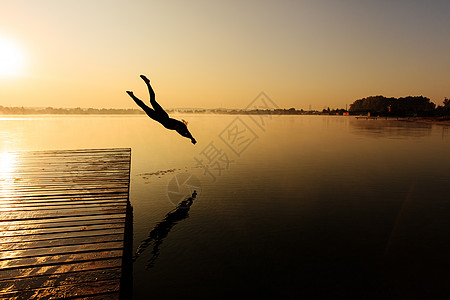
[1,106,449,123]
[1,112,450,124]
[0,106,325,116]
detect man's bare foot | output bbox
[140,75,150,84]
[126,91,134,96]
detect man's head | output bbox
[175,120,196,144]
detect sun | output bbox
[0,37,25,77]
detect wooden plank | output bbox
[0,234,124,252]
[0,280,120,300]
[4,208,126,221]
[0,194,128,203]
[0,259,123,281]
[1,202,128,212]
[0,148,132,299]
[0,214,125,229]
[0,213,125,226]
[0,249,124,270]
[1,183,127,196]
[0,268,122,294]
[0,217,125,232]
[1,199,128,209]
[1,170,129,176]
[1,226,125,244]
[1,223,125,238]
[0,193,129,202]
[0,241,124,261]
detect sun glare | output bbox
[0,152,17,180]
[0,37,25,77]
[0,152,17,209]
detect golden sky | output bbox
[1,0,449,109]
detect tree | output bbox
[349,95,436,116]
[444,97,450,108]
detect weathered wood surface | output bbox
[0,148,131,300]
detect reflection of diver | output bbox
[133,191,197,268]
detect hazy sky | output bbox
[1,0,449,109]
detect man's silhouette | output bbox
[127,75,197,144]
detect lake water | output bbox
[1,115,449,298]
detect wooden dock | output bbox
[0,148,132,299]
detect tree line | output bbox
[349,96,449,117]
[0,106,144,115]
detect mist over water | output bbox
[1,115,449,298]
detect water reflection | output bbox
[349,118,432,138]
[0,152,17,180]
[442,126,449,140]
[0,152,18,212]
[133,191,197,268]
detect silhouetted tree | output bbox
[444,97,450,108]
[349,95,435,116]
[435,97,450,116]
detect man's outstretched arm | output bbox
[126,91,157,120]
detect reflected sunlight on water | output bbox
[0,152,18,212]
[0,152,17,181]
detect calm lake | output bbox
[1,114,449,298]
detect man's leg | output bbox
[140,75,169,119]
